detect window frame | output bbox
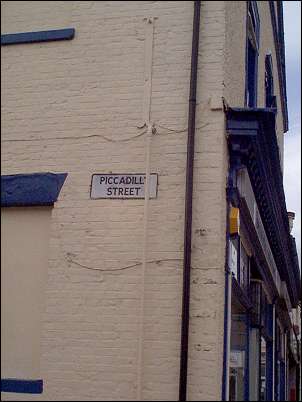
[265,54,276,108]
[245,1,260,107]
[1,172,67,394]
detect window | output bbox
[1,207,52,383]
[260,336,267,401]
[250,279,262,327]
[239,242,249,291]
[246,1,260,107]
[228,235,250,291]
[1,173,67,394]
[229,237,239,279]
[249,324,262,401]
[275,323,286,401]
[265,54,276,108]
[229,302,248,401]
[260,291,267,330]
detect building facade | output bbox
[1,1,301,401]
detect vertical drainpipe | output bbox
[271,299,276,401]
[244,310,250,401]
[222,254,232,402]
[284,330,288,400]
[222,171,234,401]
[137,17,155,401]
[222,159,241,400]
[299,308,301,402]
[178,2,201,401]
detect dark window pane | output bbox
[247,40,257,107]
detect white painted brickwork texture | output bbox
[1,1,226,400]
[2,1,284,400]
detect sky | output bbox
[283,1,301,265]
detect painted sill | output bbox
[1,172,68,207]
[1,28,75,45]
[1,379,43,394]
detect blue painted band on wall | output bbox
[1,379,43,394]
[1,172,67,207]
[1,28,75,45]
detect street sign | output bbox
[90,173,158,199]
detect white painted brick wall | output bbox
[2,1,280,400]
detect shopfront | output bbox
[224,108,301,401]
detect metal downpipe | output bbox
[178,1,201,401]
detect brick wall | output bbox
[1,2,228,400]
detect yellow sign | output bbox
[230,207,239,234]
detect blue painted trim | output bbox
[267,341,274,400]
[222,269,229,401]
[244,313,250,401]
[244,1,249,107]
[258,333,262,399]
[1,172,67,207]
[222,192,233,401]
[237,235,241,284]
[276,359,281,401]
[226,108,301,307]
[1,379,43,394]
[269,2,288,132]
[280,360,286,401]
[266,305,274,401]
[1,28,75,46]
[274,313,278,401]
[245,1,260,108]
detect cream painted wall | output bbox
[1,1,72,34]
[224,1,247,107]
[1,1,276,400]
[1,207,52,380]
